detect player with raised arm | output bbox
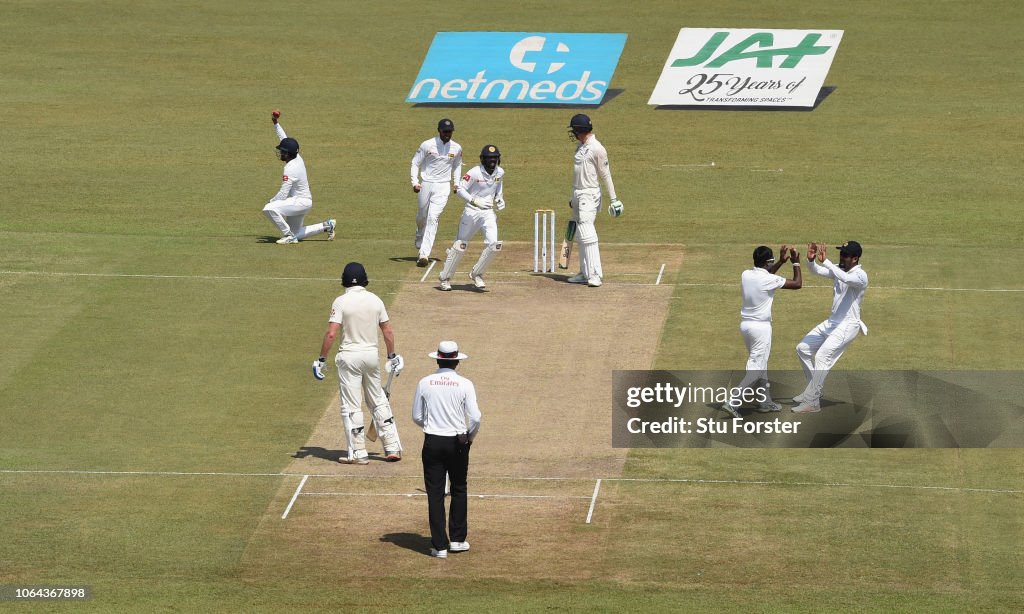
[262,110,335,244]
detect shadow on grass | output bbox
[380,532,434,556]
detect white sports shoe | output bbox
[792,401,821,414]
[276,235,299,244]
[470,271,486,289]
[792,392,809,404]
[567,273,588,284]
[756,400,782,413]
[340,454,369,465]
[430,548,448,559]
[324,219,336,241]
[449,541,470,553]
[587,276,603,287]
[439,279,452,291]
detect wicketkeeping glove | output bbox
[312,357,327,381]
[608,199,624,217]
[386,353,404,376]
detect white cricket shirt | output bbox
[809,260,869,329]
[272,123,312,201]
[411,136,463,185]
[456,165,504,209]
[740,267,788,322]
[412,368,481,439]
[572,134,617,199]
[328,287,389,352]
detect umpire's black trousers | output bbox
[422,433,470,551]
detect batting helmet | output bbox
[568,114,593,133]
[341,262,369,288]
[276,137,300,160]
[480,144,500,162]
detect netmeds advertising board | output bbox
[407,32,627,105]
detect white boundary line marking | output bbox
[655,264,666,285]
[418,260,436,282]
[1,469,1021,495]
[4,269,1021,293]
[281,474,308,519]
[586,479,602,524]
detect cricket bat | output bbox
[558,220,577,269]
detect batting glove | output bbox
[312,357,327,381]
[608,199,624,218]
[386,353,404,376]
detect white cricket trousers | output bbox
[263,196,313,238]
[795,319,863,401]
[417,181,451,259]
[456,207,498,244]
[571,187,602,278]
[335,348,390,453]
[737,320,772,391]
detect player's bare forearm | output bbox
[319,323,340,359]
[379,321,396,356]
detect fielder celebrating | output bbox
[438,144,505,291]
[566,114,622,288]
[263,110,335,244]
[411,119,463,267]
[792,241,869,414]
[724,245,802,418]
[313,262,405,463]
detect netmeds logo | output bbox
[407,32,627,105]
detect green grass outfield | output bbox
[2,0,1021,611]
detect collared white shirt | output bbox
[572,134,616,199]
[808,260,869,330]
[328,287,389,352]
[456,165,504,209]
[411,136,463,185]
[272,123,312,201]
[740,267,787,322]
[412,368,481,439]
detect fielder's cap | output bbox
[836,241,863,257]
[341,262,369,287]
[438,118,455,131]
[429,340,468,360]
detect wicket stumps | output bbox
[534,209,556,273]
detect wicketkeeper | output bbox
[438,144,505,291]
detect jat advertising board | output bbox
[407,32,627,105]
[648,28,843,107]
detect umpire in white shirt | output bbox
[412,340,481,559]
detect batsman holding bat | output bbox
[566,114,622,287]
[313,262,404,463]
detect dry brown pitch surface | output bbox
[242,244,683,579]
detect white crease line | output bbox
[656,264,666,285]
[281,474,308,520]
[302,492,591,500]
[586,479,602,524]
[418,260,437,282]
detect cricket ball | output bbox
[272,110,281,118]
